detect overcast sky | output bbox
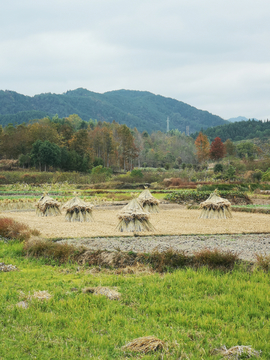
[1,0,270,120]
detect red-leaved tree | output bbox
[209,137,226,160]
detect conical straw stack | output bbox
[199,190,232,219]
[35,194,61,217]
[117,198,155,232]
[62,196,94,222]
[137,189,160,213]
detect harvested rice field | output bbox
[3,204,270,238]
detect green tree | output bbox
[224,139,236,156]
[236,142,259,159]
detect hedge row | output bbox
[0,171,92,185]
[165,190,252,205]
[199,183,270,192]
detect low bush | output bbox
[139,248,191,272]
[214,163,224,173]
[23,240,242,272]
[0,217,40,241]
[255,253,270,272]
[165,190,251,204]
[23,239,83,264]
[193,248,239,270]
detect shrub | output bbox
[140,248,190,272]
[252,169,263,182]
[255,253,270,272]
[91,166,112,183]
[23,239,81,264]
[93,157,104,167]
[224,165,236,180]
[214,163,224,173]
[164,163,170,170]
[0,217,40,241]
[262,169,270,181]
[23,242,241,272]
[193,248,239,269]
[0,175,7,184]
[130,169,143,178]
[165,190,251,204]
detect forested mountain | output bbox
[0,88,227,133]
[227,116,249,122]
[191,119,270,142]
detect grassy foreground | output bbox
[0,241,269,359]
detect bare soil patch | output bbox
[3,205,270,238]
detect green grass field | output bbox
[1,240,269,359]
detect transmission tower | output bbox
[166,117,170,132]
[186,125,189,136]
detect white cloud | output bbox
[1,0,270,119]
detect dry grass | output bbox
[0,217,40,241]
[213,345,261,359]
[255,253,270,272]
[23,238,84,264]
[23,240,241,272]
[193,248,239,270]
[4,207,270,238]
[82,286,121,300]
[122,336,164,354]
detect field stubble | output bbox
[3,204,270,238]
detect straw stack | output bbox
[35,194,61,217]
[62,196,94,222]
[138,189,160,213]
[117,198,155,232]
[199,190,232,219]
[122,336,164,354]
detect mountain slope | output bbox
[191,119,270,142]
[0,88,228,133]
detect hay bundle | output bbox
[199,190,232,219]
[117,198,155,232]
[122,336,164,354]
[214,345,261,359]
[35,194,61,217]
[82,286,121,300]
[138,189,160,213]
[62,196,94,222]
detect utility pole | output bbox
[166,117,170,133]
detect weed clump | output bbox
[23,239,242,272]
[255,253,270,272]
[0,217,40,241]
[139,248,190,272]
[193,248,239,270]
[23,238,83,264]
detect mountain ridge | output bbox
[0,88,228,133]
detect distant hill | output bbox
[0,88,228,133]
[227,116,258,123]
[191,119,270,142]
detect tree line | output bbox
[0,114,196,172]
[191,119,270,142]
[194,132,263,163]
